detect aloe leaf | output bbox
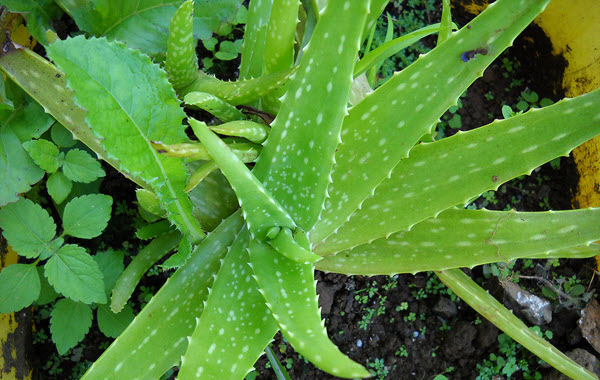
[355,23,449,78]
[46,36,205,242]
[252,0,371,231]
[178,229,279,379]
[316,88,600,253]
[263,0,299,74]
[239,0,272,80]
[185,161,219,193]
[437,0,452,45]
[436,268,598,380]
[316,208,600,275]
[184,91,246,122]
[82,213,243,380]
[311,0,553,243]
[110,231,181,313]
[189,119,295,238]
[187,161,239,232]
[0,41,145,188]
[209,120,269,144]
[180,69,293,105]
[248,238,370,378]
[56,0,244,57]
[166,0,199,92]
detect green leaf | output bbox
[239,0,272,80]
[0,263,40,313]
[0,0,63,45]
[46,171,73,204]
[62,194,113,239]
[165,0,198,91]
[135,220,174,240]
[178,229,279,379]
[62,148,105,183]
[110,231,181,313]
[215,39,243,61]
[0,197,56,258]
[436,269,598,380]
[50,123,76,148]
[97,304,134,338]
[252,0,370,230]
[316,89,600,253]
[22,139,61,173]
[93,250,125,295]
[35,266,59,305]
[160,235,191,269]
[311,0,554,243]
[248,239,369,378]
[316,208,600,275]
[46,36,205,242]
[83,213,242,380]
[0,127,44,206]
[50,298,92,355]
[57,0,244,56]
[45,244,106,304]
[184,91,246,122]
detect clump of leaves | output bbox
[1,0,600,379]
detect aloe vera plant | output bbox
[1,0,600,378]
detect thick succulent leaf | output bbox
[316,88,600,253]
[248,238,370,378]
[0,127,44,206]
[178,229,279,379]
[209,120,269,144]
[239,0,272,80]
[263,0,298,74]
[46,36,205,242]
[354,23,447,78]
[184,91,246,122]
[110,231,181,313]
[436,268,598,380]
[165,1,198,91]
[311,0,553,243]
[316,208,600,275]
[252,0,370,231]
[180,69,293,105]
[190,119,295,238]
[56,0,244,56]
[81,213,243,380]
[0,39,144,188]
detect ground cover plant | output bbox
[1,0,600,379]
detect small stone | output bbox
[578,299,600,355]
[502,280,552,325]
[433,296,458,319]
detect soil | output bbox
[23,2,599,380]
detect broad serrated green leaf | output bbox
[56,0,244,56]
[46,36,205,241]
[110,231,180,312]
[0,0,62,45]
[248,238,370,378]
[22,139,60,173]
[159,234,191,269]
[0,263,40,313]
[96,304,134,338]
[252,0,370,231]
[316,208,600,275]
[0,197,56,258]
[35,265,59,305]
[436,269,598,380]
[46,170,72,204]
[316,89,600,253]
[45,244,106,304]
[165,0,198,91]
[83,213,242,380]
[0,127,44,206]
[178,229,279,379]
[62,194,113,239]
[50,298,93,355]
[311,0,554,243]
[93,250,125,295]
[62,148,105,183]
